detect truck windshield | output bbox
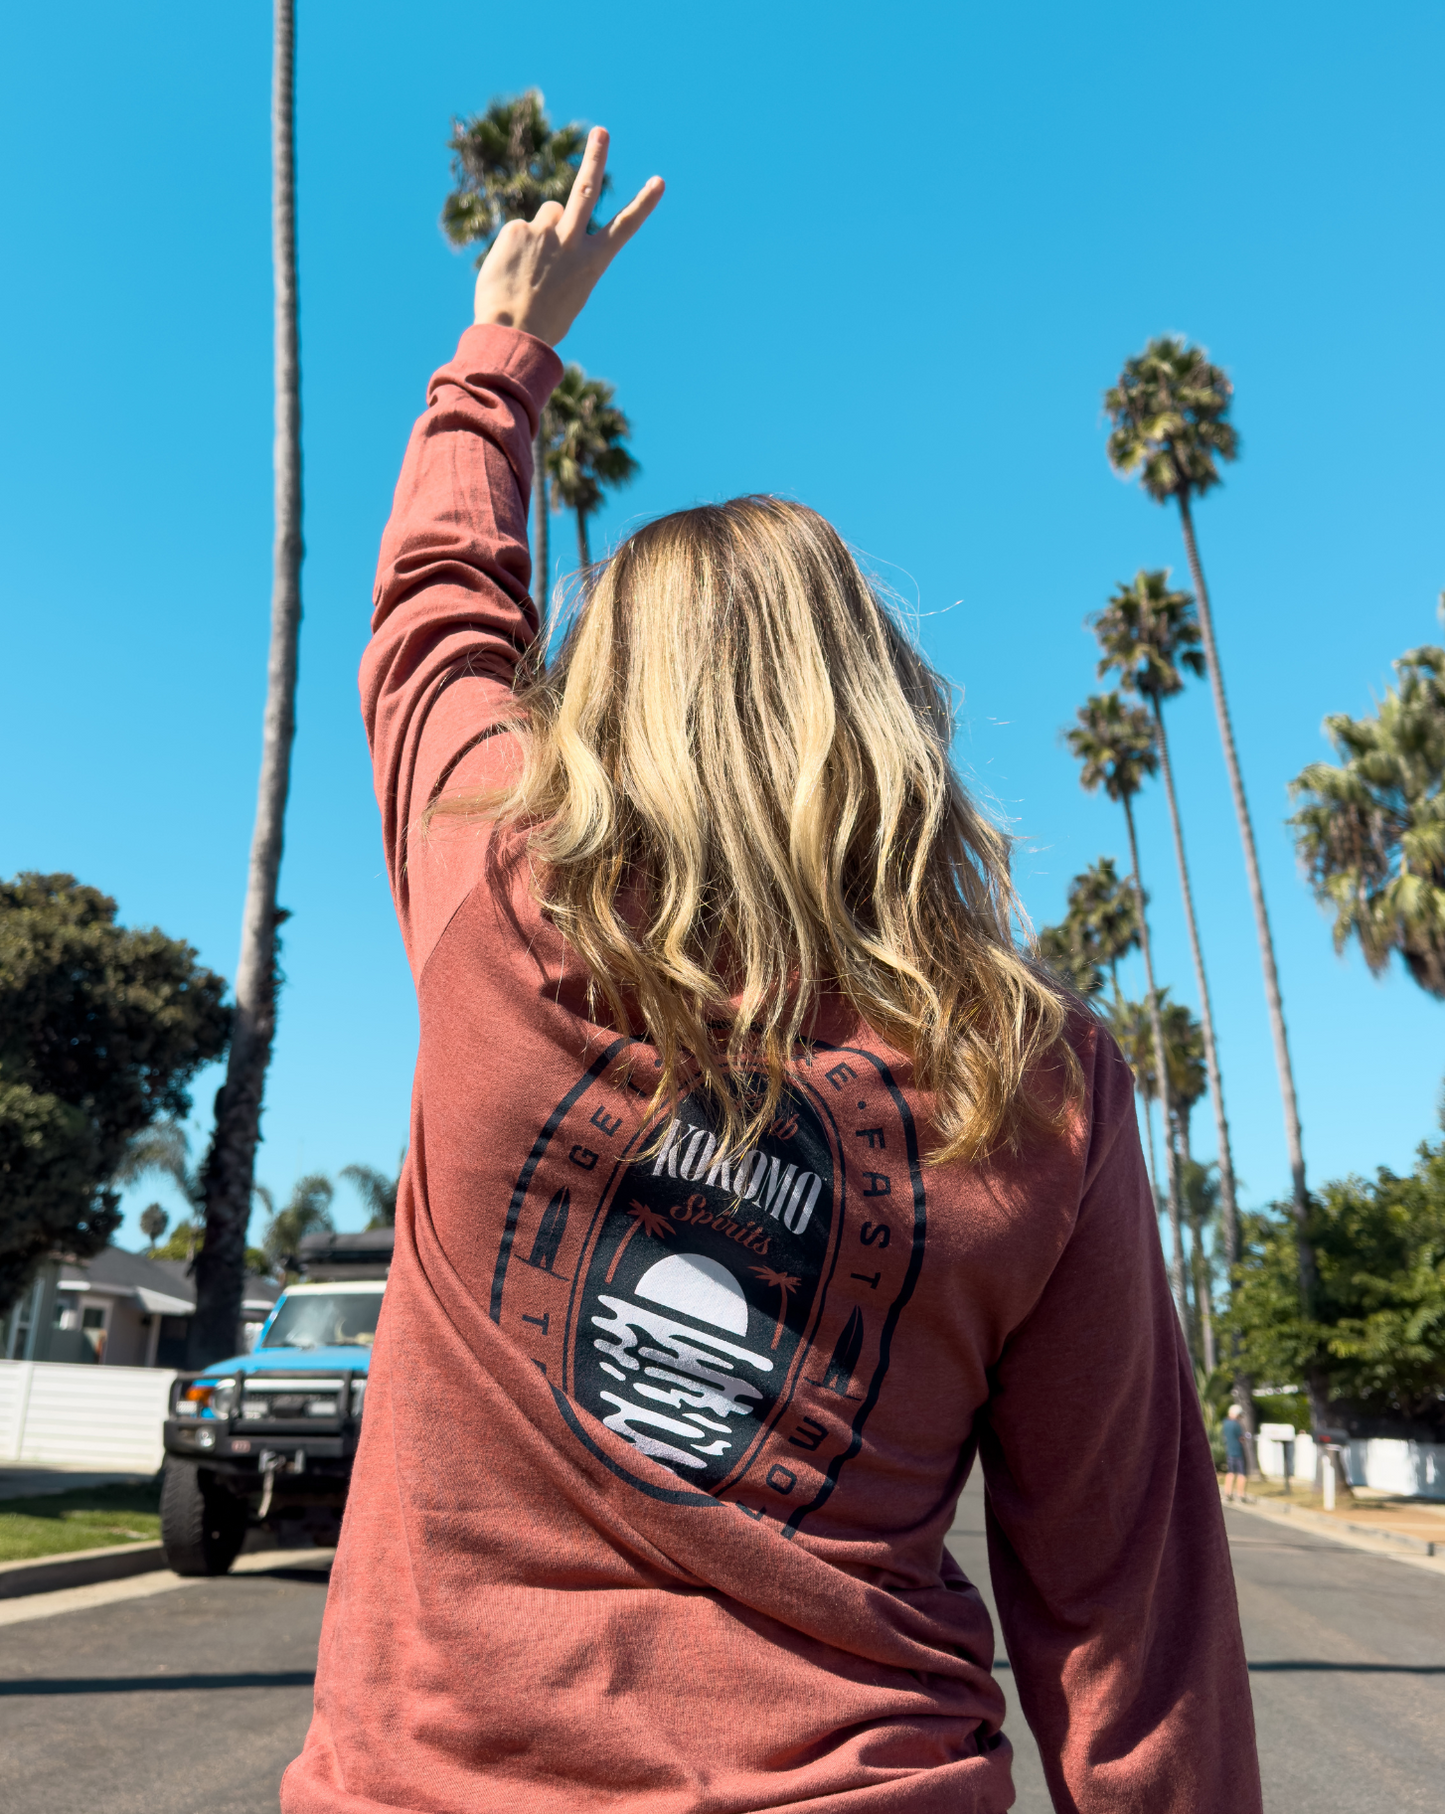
[261,1291,384,1350]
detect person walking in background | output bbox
[283,128,1261,1814]
[1223,1402,1250,1500]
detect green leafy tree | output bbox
[0,874,230,1313]
[192,0,305,1369]
[443,91,602,620]
[544,365,639,566]
[1091,567,1242,1275]
[139,1204,169,1253]
[1227,1135,1445,1437]
[340,1153,406,1229]
[1290,644,1445,998]
[261,1173,335,1273]
[1067,696,1187,1318]
[1105,339,1314,1379]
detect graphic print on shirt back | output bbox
[569,1086,835,1488]
[490,1046,926,1531]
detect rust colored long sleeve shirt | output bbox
[282,324,1261,1814]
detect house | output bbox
[1,1249,282,1367]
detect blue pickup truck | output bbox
[160,1230,392,1575]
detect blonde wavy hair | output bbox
[434,495,1079,1165]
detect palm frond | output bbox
[1065,693,1157,803]
[442,90,605,258]
[1104,336,1239,506]
[1288,644,1445,996]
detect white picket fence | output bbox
[0,1361,176,1473]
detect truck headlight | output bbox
[350,1380,367,1416]
[181,1379,235,1418]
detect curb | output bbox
[1228,1495,1438,1555]
[1226,1496,1445,1577]
[0,1540,168,1600]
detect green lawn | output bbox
[0,1481,162,1562]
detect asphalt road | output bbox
[3,1482,1442,1813]
[943,1478,1445,1812]
[2,1555,330,1814]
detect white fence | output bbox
[0,1361,175,1473]
[1346,1438,1445,1501]
[3,1360,1444,1499]
[1254,1428,1445,1502]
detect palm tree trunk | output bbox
[1122,793,1187,1324]
[1149,697,1241,1276]
[190,0,302,1367]
[534,427,550,627]
[1178,1114,1217,1373]
[577,507,590,568]
[1141,1092,1160,1197]
[1193,1213,1217,1372]
[1176,496,1323,1425]
[1174,1110,1199,1362]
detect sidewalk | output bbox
[0,1465,153,1501]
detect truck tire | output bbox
[160,1460,248,1576]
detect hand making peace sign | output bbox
[472,128,664,348]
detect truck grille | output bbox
[239,1378,346,1422]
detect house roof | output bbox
[56,1248,284,1317]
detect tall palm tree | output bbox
[261,1172,335,1274]
[1290,644,1445,997]
[1104,339,1314,1319]
[1071,856,1141,1000]
[544,365,639,566]
[1036,921,1105,999]
[1068,693,1187,1319]
[1108,989,1214,1369]
[1106,993,1165,1196]
[1037,855,1140,1001]
[341,1151,407,1229]
[1157,998,1214,1373]
[189,0,303,1366]
[442,91,600,624]
[1091,567,1242,1277]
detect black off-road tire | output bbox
[160,1459,248,1576]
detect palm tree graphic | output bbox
[604,1200,673,1285]
[751,1265,801,1350]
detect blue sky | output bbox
[2,2,1441,1249]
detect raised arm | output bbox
[979,1035,1260,1813]
[361,130,663,975]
